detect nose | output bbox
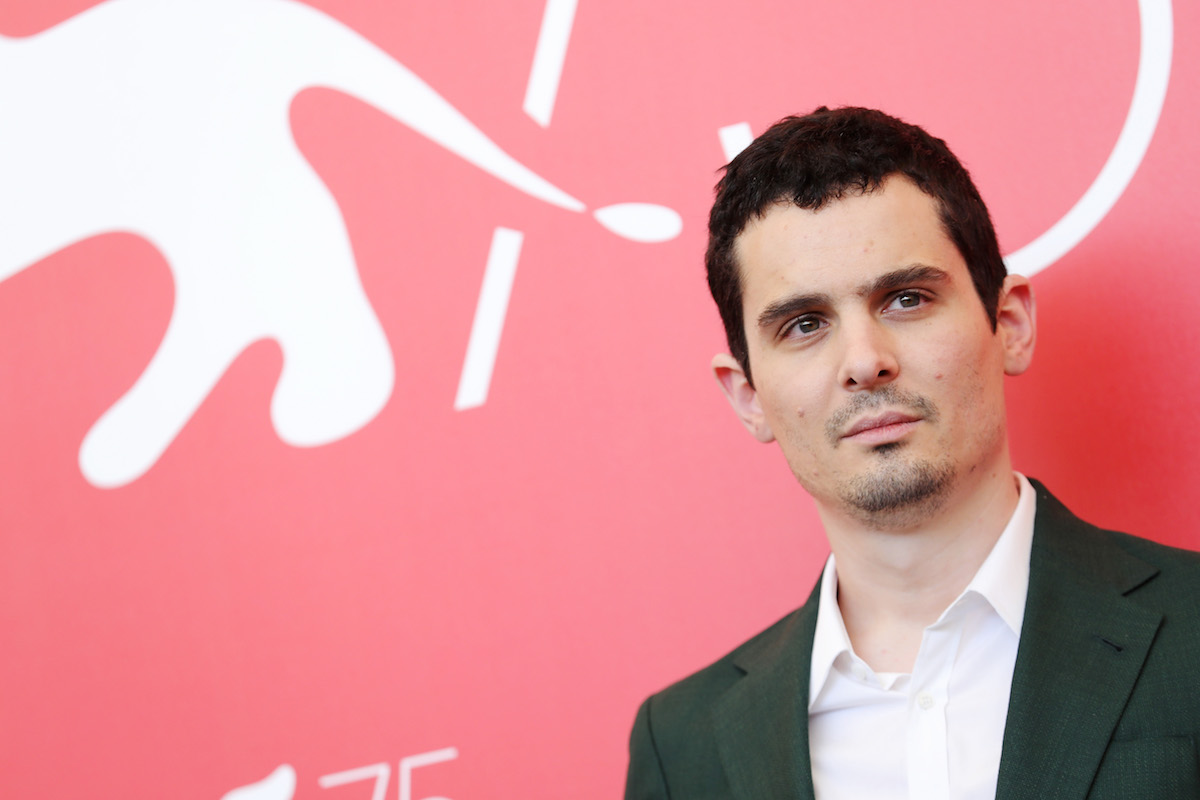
[837,318,899,390]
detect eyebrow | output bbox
[865,264,950,296]
[755,264,951,330]
[756,292,831,330]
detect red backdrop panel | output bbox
[0,1,1195,797]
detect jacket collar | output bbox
[712,580,821,800]
[995,480,1162,800]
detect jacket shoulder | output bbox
[646,607,802,722]
[1102,526,1200,573]
[626,608,809,798]
[1030,478,1200,589]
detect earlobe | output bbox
[996,275,1036,376]
[711,353,776,443]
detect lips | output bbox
[841,411,922,441]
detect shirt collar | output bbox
[808,473,1037,709]
[962,472,1036,635]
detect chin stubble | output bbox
[826,386,952,525]
[841,454,954,523]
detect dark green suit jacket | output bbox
[625,481,1200,799]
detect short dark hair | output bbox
[705,106,1006,386]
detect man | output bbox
[624,107,1200,799]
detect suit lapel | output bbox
[713,582,820,800]
[996,482,1162,800]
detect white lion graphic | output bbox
[0,0,607,487]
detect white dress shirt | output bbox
[808,474,1037,800]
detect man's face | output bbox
[713,176,1034,530]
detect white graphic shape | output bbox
[593,204,684,243]
[221,764,296,800]
[319,763,390,800]
[524,0,579,127]
[1005,0,1172,277]
[718,122,754,161]
[716,2,1172,281]
[399,747,458,800]
[0,0,592,488]
[455,228,524,411]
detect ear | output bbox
[996,274,1036,376]
[711,353,776,443]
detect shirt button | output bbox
[916,692,935,710]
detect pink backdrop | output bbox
[2,1,1197,797]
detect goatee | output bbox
[841,454,954,528]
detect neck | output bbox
[820,463,1020,672]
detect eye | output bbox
[888,290,927,310]
[782,314,825,338]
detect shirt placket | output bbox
[905,622,962,800]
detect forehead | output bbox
[733,177,966,308]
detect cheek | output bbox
[941,356,1007,448]
[756,372,817,423]
[759,385,826,458]
[925,329,992,386]
[919,336,994,421]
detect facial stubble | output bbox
[826,387,955,528]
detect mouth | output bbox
[840,411,923,445]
